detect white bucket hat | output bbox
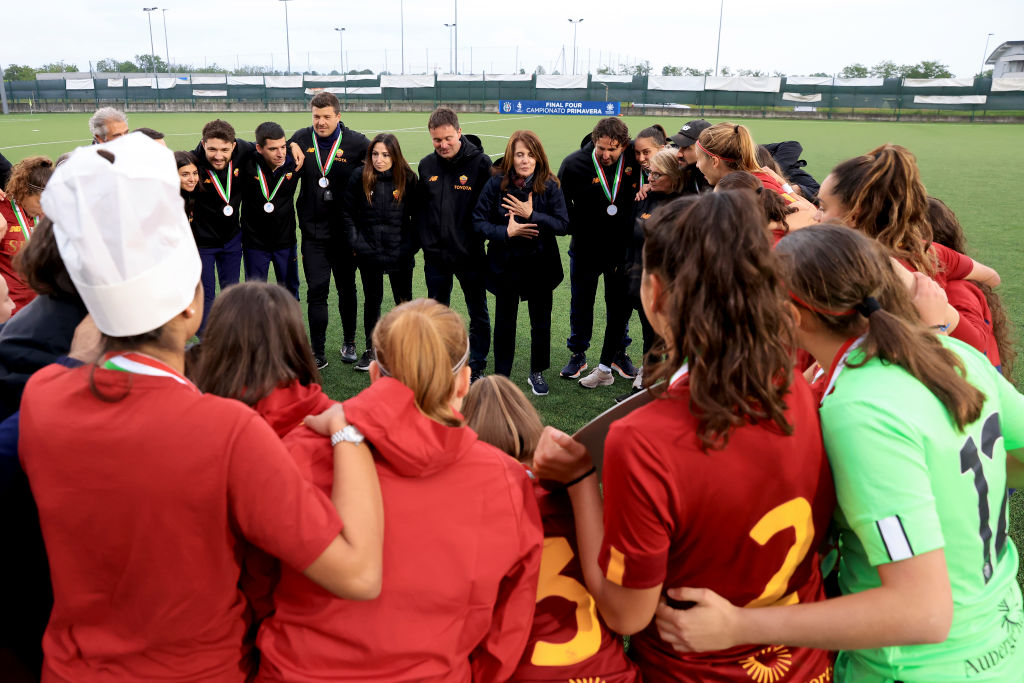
[40,132,202,337]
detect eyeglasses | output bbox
[649,171,664,181]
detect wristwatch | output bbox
[330,424,366,447]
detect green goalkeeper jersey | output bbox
[820,336,1024,682]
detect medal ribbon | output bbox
[591,150,623,206]
[102,352,198,392]
[206,162,233,207]
[819,335,866,405]
[314,129,343,179]
[257,165,286,203]
[8,199,33,240]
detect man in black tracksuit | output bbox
[191,119,255,334]
[288,92,369,368]
[417,107,493,379]
[239,121,301,300]
[558,117,641,387]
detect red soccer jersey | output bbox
[256,377,544,683]
[598,370,836,683]
[511,479,640,682]
[946,278,1001,368]
[897,242,972,289]
[18,362,342,683]
[0,200,36,313]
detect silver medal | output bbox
[263,202,275,213]
[606,204,618,216]
[318,177,329,188]
[222,205,234,217]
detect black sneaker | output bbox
[611,351,638,379]
[470,368,484,384]
[614,386,642,403]
[340,342,357,363]
[354,349,374,372]
[528,372,549,396]
[315,355,329,371]
[560,352,588,379]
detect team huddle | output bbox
[0,93,1022,683]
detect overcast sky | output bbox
[4,0,1020,77]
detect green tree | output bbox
[684,67,711,77]
[977,68,994,78]
[738,68,767,77]
[902,60,953,79]
[4,64,37,81]
[809,72,830,77]
[535,65,547,75]
[719,66,731,76]
[135,53,168,72]
[840,63,869,78]
[39,62,79,73]
[96,58,141,73]
[596,65,614,75]
[662,65,683,76]
[869,60,902,78]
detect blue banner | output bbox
[499,99,621,116]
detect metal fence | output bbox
[6,73,1024,118]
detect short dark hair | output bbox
[132,127,165,141]
[310,91,341,113]
[591,117,630,147]
[255,122,287,147]
[428,107,460,131]
[201,119,236,143]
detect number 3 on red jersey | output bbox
[531,536,602,666]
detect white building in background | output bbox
[986,41,1024,78]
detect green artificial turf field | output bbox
[4,113,1024,586]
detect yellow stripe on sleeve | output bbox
[605,546,625,585]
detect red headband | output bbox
[788,291,856,317]
[696,140,736,163]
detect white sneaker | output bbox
[632,367,644,391]
[579,368,614,389]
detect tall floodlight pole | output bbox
[280,0,293,74]
[161,9,171,73]
[453,0,458,75]
[568,18,583,75]
[980,32,995,77]
[400,0,405,74]
[143,7,160,104]
[334,27,346,73]
[714,0,724,77]
[444,23,456,74]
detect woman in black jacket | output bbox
[473,130,568,396]
[341,133,418,371]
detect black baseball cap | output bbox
[669,119,712,148]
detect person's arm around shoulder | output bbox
[301,403,384,599]
[967,259,1000,288]
[533,426,664,635]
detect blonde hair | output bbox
[463,375,544,463]
[373,298,468,427]
[696,122,760,173]
[649,148,685,193]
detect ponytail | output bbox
[777,224,985,430]
[696,122,761,173]
[830,144,934,275]
[372,299,468,427]
[637,124,668,146]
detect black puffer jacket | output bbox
[627,190,682,297]
[341,168,419,270]
[473,174,569,298]
[416,136,493,270]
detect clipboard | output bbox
[572,389,655,474]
